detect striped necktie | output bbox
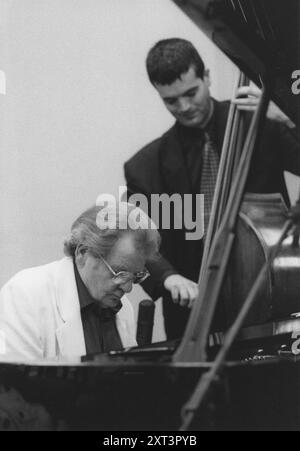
[200,133,219,235]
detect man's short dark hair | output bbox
[146,38,205,86]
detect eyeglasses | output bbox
[99,255,150,285]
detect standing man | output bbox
[124,38,300,340]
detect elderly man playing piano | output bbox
[124,38,300,340]
[0,202,160,361]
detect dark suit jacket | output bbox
[124,100,300,335]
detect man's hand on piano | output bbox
[163,274,198,308]
[233,86,295,128]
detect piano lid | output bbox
[173,0,300,127]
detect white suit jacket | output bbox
[0,257,137,361]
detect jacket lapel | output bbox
[160,125,192,195]
[54,258,86,357]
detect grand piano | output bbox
[0,0,300,431]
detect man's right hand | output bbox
[163,274,199,308]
